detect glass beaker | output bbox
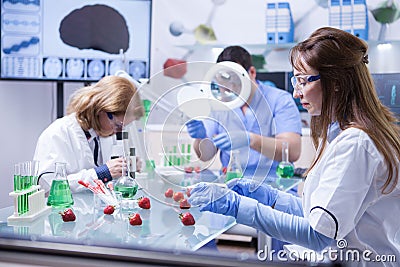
[47,162,74,208]
[225,150,243,182]
[276,141,295,178]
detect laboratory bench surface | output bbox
[0,169,307,266]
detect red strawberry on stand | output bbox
[129,213,142,226]
[59,208,76,222]
[179,212,195,226]
[138,197,151,209]
[164,188,174,198]
[103,205,115,215]
[179,198,191,209]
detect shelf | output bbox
[177,42,296,55]
[176,39,400,73]
[177,39,400,52]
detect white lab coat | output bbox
[302,127,400,266]
[33,113,103,193]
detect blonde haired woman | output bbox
[34,75,144,193]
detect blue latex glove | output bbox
[226,178,279,207]
[237,197,333,252]
[212,131,249,151]
[186,120,207,139]
[188,182,241,217]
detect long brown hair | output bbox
[290,27,400,194]
[67,75,144,136]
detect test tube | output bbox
[173,145,177,165]
[14,163,23,215]
[19,162,29,215]
[30,160,40,186]
[187,144,191,163]
[181,144,185,165]
[14,163,21,192]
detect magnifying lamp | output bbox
[202,61,251,110]
[176,61,252,114]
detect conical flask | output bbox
[114,158,138,199]
[47,162,74,208]
[276,141,295,178]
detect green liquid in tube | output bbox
[14,174,21,191]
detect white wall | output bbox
[0,81,82,208]
[0,81,55,208]
[151,0,400,74]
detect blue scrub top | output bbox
[203,81,302,179]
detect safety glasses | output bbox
[106,112,124,131]
[290,74,320,95]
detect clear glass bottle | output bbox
[114,160,138,199]
[225,150,243,182]
[276,141,295,178]
[47,162,74,208]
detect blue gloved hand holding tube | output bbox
[188,182,241,217]
[226,178,279,207]
[186,120,207,139]
[212,131,249,151]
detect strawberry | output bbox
[194,166,201,173]
[138,197,151,209]
[59,208,76,222]
[129,213,142,226]
[179,212,195,226]
[164,188,174,198]
[173,191,184,202]
[103,205,115,215]
[184,166,193,173]
[179,198,191,209]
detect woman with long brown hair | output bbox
[189,27,400,266]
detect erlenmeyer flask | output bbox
[114,158,138,199]
[47,162,74,208]
[276,142,295,178]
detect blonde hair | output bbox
[290,27,400,194]
[67,75,144,136]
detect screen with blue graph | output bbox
[1,0,151,81]
[372,73,400,118]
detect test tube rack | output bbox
[8,185,52,222]
[159,143,192,167]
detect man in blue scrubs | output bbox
[187,45,302,180]
[187,46,302,252]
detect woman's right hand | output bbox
[106,157,127,178]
